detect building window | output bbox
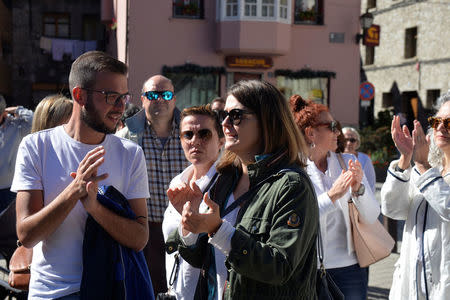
[244,0,258,17]
[404,27,417,59]
[382,92,393,108]
[220,0,291,23]
[226,0,238,17]
[294,0,323,25]
[173,0,204,19]
[262,0,275,17]
[279,0,288,19]
[167,73,220,110]
[365,46,375,65]
[367,0,376,9]
[426,89,440,109]
[43,13,70,38]
[276,76,329,106]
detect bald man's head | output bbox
[141,74,177,123]
[141,75,174,94]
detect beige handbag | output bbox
[347,200,395,267]
[337,154,395,267]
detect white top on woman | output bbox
[162,163,218,300]
[307,151,380,268]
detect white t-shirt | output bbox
[11,125,150,299]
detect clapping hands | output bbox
[391,116,430,171]
[167,181,203,215]
[167,182,222,236]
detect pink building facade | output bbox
[104,0,362,125]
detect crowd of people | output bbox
[0,50,448,300]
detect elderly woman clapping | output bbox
[381,91,450,299]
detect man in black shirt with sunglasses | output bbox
[116,75,189,295]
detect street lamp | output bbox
[356,10,374,43]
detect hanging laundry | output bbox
[52,39,65,61]
[84,41,97,52]
[39,36,52,52]
[72,40,85,60]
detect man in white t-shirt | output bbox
[11,51,150,300]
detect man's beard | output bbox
[81,97,117,134]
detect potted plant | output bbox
[359,109,397,182]
[295,7,317,23]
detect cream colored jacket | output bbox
[381,160,450,300]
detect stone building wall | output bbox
[11,0,102,107]
[361,0,450,117]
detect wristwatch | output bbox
[352,183,365,197]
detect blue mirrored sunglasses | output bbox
[142,90,174,101]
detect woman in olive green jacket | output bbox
[167,80,318,299]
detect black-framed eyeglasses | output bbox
[142,91,174,101]
[345,138,357,143]
[217,108,255,126]
[315,121,339,133]
[180,129,213,142]
[82,88,131,106]
[428,116,450,130]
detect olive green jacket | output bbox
[167,152,318,299]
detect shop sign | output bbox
[309,89,323,100]
[225,56,273,69]
[364,25,380,47]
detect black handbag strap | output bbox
[221,169,286,218]
[202,172,219,194]
[221,167,306,218]
[168,253,180,287]
[317,225,327,278]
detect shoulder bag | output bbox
[336,153,395,267]
[8,242,33,291]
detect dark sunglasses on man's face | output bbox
[315,121,339,133]
[345,138,357,143]
[217,108,254,126]
[180,129,212,142]
[142,90,174,101]
[428,116,450,130]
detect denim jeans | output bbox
[327,263,369,300]
[55,291,81,300]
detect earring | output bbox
[310,142,315,149]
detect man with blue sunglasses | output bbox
[116,75,189,296]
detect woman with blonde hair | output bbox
[31,94,73,133]
[381,91,450,299]
[342,127,376,193]
[165,80,318,299]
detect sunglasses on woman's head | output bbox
[217,109,255,126]
[142,90,174,101]
[315,121,339,133]
[180,129,212,142]
[428,117,450,130]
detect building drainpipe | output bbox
[125,0,129,66]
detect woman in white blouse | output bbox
[162,104,224,300]
[290,94,380,300]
